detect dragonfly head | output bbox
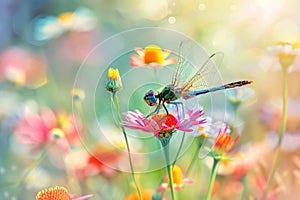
[144,90,157,106]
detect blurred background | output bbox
[1,0,300,199]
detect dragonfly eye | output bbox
[144,90,157,106]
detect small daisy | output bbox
[130,45,177,68]
[262,41,300,72]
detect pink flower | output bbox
[0,47,47,88]
[130,45,177,68]
[122,109,205,138]
[35,186,93,200]
[15,108,81,153]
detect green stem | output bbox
[155,131,185,197]
[205,158,219,200]
[240,175,249,200]
[161,138,176,200]
[172,132,186,166]
[231,105,239,135]
[263,68,288,198]
[186,140,201,176]
[14,141,54,196]
[154,69,159,83]
[111,93,142,200]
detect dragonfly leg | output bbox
[167,101,184,120]
[146,104,161,118]
[162,103,169,115]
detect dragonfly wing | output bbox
[198,137,214,159]
[171,40,194,88]
[182,52,224,92]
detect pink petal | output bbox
[162,49,171,58]
[130,54,145,67]
[182,178,194,184]
[158,183,168,192]
[71,194,93,200]
[130,60,145,67]
[177,127,193,132]
[163,57,178,66]
[134,47,144,57]
[143,119,160,132]
[147,63,163,69]
[174,184,182,191]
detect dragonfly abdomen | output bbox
[184,80,253,99]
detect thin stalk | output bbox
[186,140,201,176]
[205,158,219,200]
[154,69,159,83]
[172,132,186,166]
[161,138,176,200]
[154,132,185,199]
[231,105,239,135]
[14,141,54,196]
[263,68,288,198]
[111,93,142,200]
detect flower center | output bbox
[276,52,296,69]
[58,12,74,28]
[151,113,178,138]
[143,45,164,64]
[50,128,65,139]
[152,113,178,129]
[36,186,71,200]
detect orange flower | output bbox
[130,45,177,68]
[125,189,154,200]
[36,186,92,200]
[210,125,239,160]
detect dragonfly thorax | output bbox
[160,85,180,102]
[144,86,181,107]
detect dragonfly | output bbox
[143,41,253,117]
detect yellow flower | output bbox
[107,68,120,79]
[130,45,177,68]
[106,67,122,93]
[159,165,193,191]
